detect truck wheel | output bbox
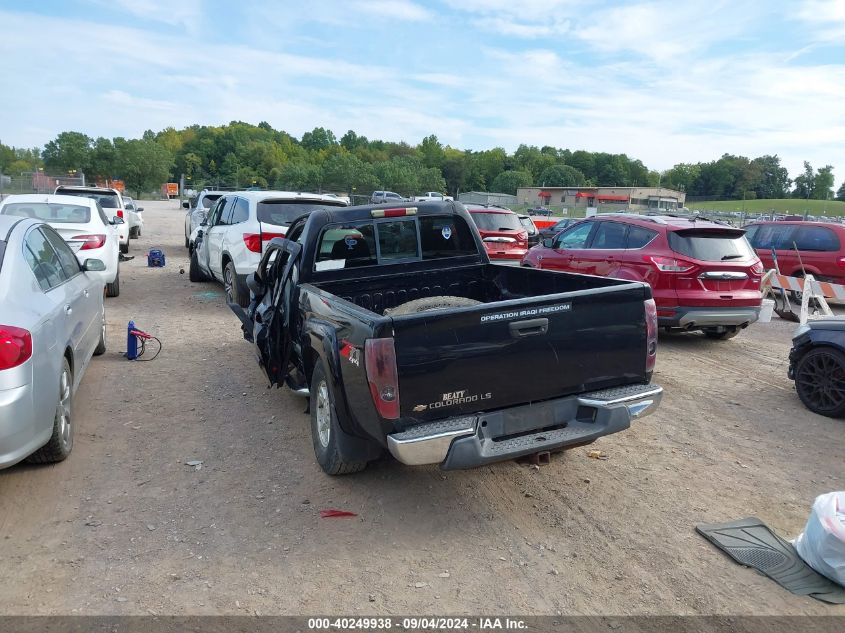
[189,250,207,282]
[310,363,368,475]
[384,295,481,316]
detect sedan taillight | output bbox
[0,325,33,370]
[75,234,107,250]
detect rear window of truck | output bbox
[257,200,347,227]
[668,229,756,262]
[314,215,477,271]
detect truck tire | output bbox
[310,363,369,475]
[384,295,481,316]
[189,250,207,282]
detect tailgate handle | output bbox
[508,318,549,338]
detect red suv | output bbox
[521,214,764,339]
[743,221,845,288]
[465,204,528,263]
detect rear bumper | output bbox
[387,383,662,470]
[659,306,760,328]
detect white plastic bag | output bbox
[794,491,845,586]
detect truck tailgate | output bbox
[392,284,650,420]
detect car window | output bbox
[231,198,250,224]
[199,194,222,209]
[42,226,82,278]
[470,212,523,231]
[668,229,756,262]
[377,219,419,261]
[24,227,67,290]
[95,202,110,226]
[627,225,658,249]
[792,226,840,252]
[316,222,377,269]
[555,221,593,249]
[419,216,477,259]
[591,221,628,249]
[746,224,791,250]
[220,198,236,225]
[257,200,346,226]
[209,197,230,226]
[58,190,119,209]
[2,202,91,223]
[553,220,570,231]
[518,217,537,235]
[125,201,135,211]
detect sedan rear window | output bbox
[469,212,522,232]
[2,202,91,223]
[668,229,756,262]
[257,200,347,227]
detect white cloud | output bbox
[89,0,203,32]
[353,0,432,21]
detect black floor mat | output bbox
[697,517,845,604]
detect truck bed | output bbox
[310,263,651,423]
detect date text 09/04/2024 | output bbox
[307,618,528,630]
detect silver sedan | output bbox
[0,215,107,469]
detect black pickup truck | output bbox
[230,201,662,474]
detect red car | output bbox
[465,204,528,263]
[743,221,845,290]
[522,214,764,339]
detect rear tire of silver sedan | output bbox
[27,358,74,464]
[94,305,107,356]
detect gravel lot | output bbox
[0,200,843,616]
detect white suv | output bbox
[54,186,131,254]
[189,191,348,306]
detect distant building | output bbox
[458,191,518,207]
[517,186,686,212]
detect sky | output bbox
[1,0,844,186]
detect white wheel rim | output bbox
[57,368,71,446]
[316,381,331,448]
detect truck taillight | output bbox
[365,338,400,420]
[75,234,106,250]
[0,325,32,370]
[371,207,417,218]
[243,233,286,253]
[644,299,657,374]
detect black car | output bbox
[529,206,553,216]
[538,218,579,241]
[788,319,845,417]
[229,200,662,475]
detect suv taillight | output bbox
[76,234,106,250]
[0,326,33,370]
[243,233,286,253]
[838,257,845,270]
[644,299,657,374]
[646,255,695,272]
[751,259,765,275]
[365,338,400,419]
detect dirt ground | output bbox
[0,199,843,616]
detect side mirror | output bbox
[182,201,190,209]
[542,238,554,248]
[112,216,125,225]
[136,207,144,212]
[82,258,106,272]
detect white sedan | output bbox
[0,194,123,297]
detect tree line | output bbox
[1,122,842,201]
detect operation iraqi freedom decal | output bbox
[480,302,571,323]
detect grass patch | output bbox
[687,198,845,216]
